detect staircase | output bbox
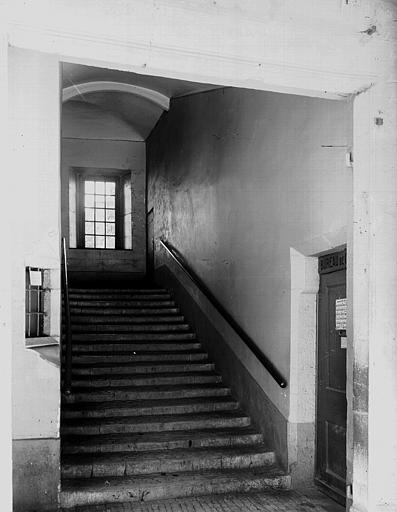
[60,285,290,509]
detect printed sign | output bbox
[335,298,347,330]
[340,336,347,349]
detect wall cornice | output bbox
[7,0,390,101]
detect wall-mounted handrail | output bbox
[159,240,287,388]
[61,237,72,395]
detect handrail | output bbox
[61,237,72,395]
[159,240,287,388]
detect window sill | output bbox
[25,336,59,348]
[69,248,133,252]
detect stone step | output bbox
[61,427,264,454]
[62,396,238,419]
[69,300,176,308]
[70,341,202,353]
[67,350,208,364]
[64,384,231,404]
[70,307,180,316]
[69,362,215,376]
[69,288,168,294]
[70,315,185,325]
[61,411,251,436]
[70,323,191,333]
[61,445,276,479]
[69,332,196,342]
[60,467,291,508]
[68,371,222,389]
[68,293,172,301]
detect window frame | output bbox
[74,167,129,250]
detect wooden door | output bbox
[147,209,154,276]
[315,250,347,504]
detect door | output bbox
[147,208,154,276]
[315,249,347,505]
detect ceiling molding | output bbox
[62,81,170,110]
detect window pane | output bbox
[85,235,95,248]
[106,182,115,195]
[85,195,95,207]
[30,314,38,337]
[106,236,115,249]
[85,181,95,194]
[106,209,115,222]
[96,195,105,208]
[85,222,95,234]
[95,181,105,194]
[96,209,105,222]
[96,236,105,248]
[95,223,105,235]
[106,196,115,208]
[106,223,115,235]
[30,290,39,312]
[85,208,95,221]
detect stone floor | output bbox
[66,489,345,512]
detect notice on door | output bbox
[335,298,347,330]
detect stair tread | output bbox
[72,370,218,380]
[62,426,262,446]
[69,352,207,361]
[71,325,191,332]
[63,396,235,411]
[62,410,248,426]
[62,444,273,466]
[70,308,180,314]
[69,288,168,293]
[70,361,210,369]
[69,383,229,393]
[71,316,185,324]
[61,466,288,490]
[70,333,196,340]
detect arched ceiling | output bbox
[62,63,223,140]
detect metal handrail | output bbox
[61,237,72,394]
[159,240,287,388]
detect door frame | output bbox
[314,248,347,505]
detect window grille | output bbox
[25,267,45,337]
[83,178,117,249]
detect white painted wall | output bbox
[148,88,353,419]
[9,47,61,439]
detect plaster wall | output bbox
[9,47,61,510]
[61,105,146,277]
[148,87,352,462]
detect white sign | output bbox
[340,336,347,349]
[29,270,42,287]
[335,298,347,330]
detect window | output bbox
[25,267,45,337]
[83,178,116,249]
[75,169,129,250]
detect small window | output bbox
[75,170,127,249]
[25,267,45,337]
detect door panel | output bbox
[316,257,347,504]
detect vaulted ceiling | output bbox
[62,63,222,141]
